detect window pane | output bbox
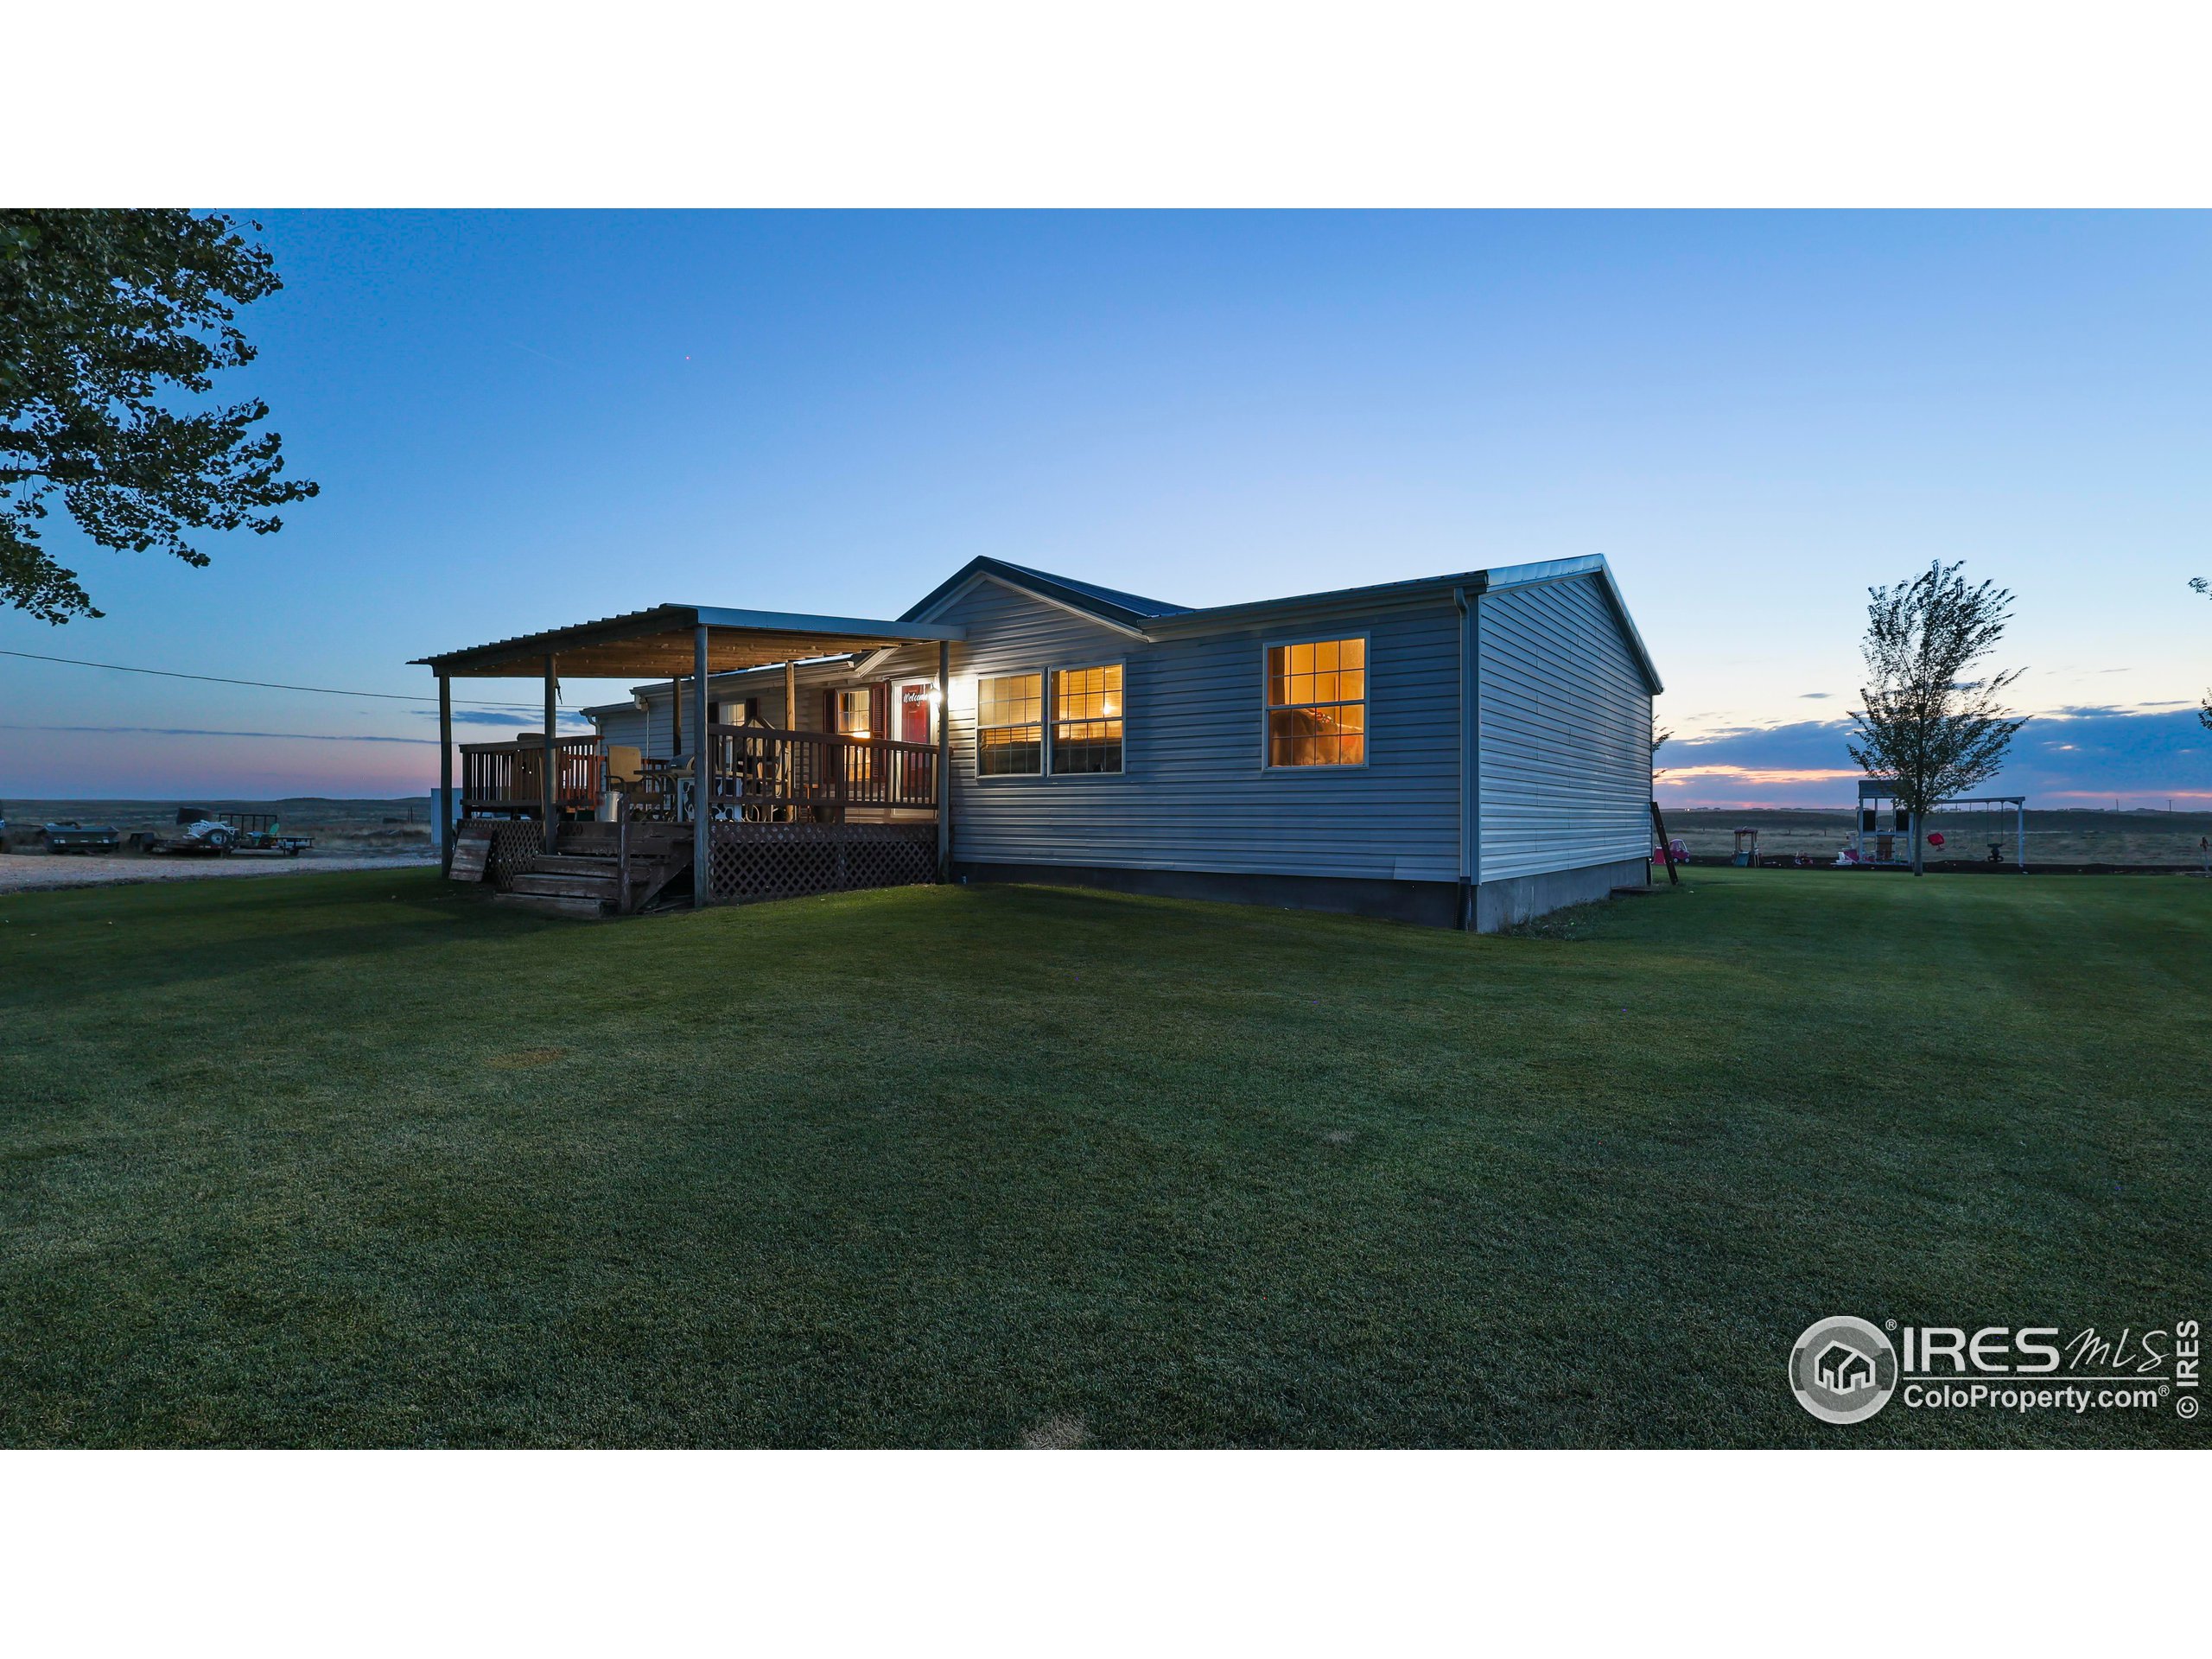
[1266,641,1363,711]
[834,688,873,736]
[1052,664,1121,721]
[977,673,1041,728]
[1265,639,1364,766]
[977,728,1041,776]
[1268,704,1363,766]
[1051,720,1122,774]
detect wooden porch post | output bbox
[437,674,454,877]
[784,659,798,730]
[542,652,557,854]
[693,623,711,908]
[936,639,950,880]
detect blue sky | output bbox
[3,211,2207,804]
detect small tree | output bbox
[1847,561,2026,875]
[0,210,317,623]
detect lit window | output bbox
[976,672,1043,776]
[1266,638,1366,766]
[1051,664,1123,774]
[831,688,872,738]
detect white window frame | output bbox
[973,665,1047,782]
[1046,658,1128,780]
[1260,631,1371,772]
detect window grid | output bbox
[976,672,1043,776]
[1051,664,1123,774]
[1266,637,1368,767]
[832,689,872,736]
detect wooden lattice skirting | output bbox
[482,821,551,891]
[707,821,939,905]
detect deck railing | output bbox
[458,728,939,824]
[696,724,939,821]
[460,735,604,817]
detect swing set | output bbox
[1850,779,2027,870]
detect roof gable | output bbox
[901,556,1189,634]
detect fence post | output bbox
[542,653,558,855]
[693,624,711,908]
[936,639,950,880]
[437,674,454,877]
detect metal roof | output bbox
[423,554,1660,696]
[412,604,963,680]
[899,554,1659,692]
[901,556,1190,632]
[1147,555,1664,695]
[1859,779,2026,804]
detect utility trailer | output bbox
[133,808,312,857]
[41,820,121,855]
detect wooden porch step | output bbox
[493,892,609,918]
[508,871,622,901]
[528,854,621,876]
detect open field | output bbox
[0,850,433,894]
[1,868,2205,1447]
[1665,807,2212,868]
[0,798,432,856]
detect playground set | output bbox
[1844,779,2027,870]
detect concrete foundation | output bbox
[957,861,1463,927]
[959,855,1651,931]
[1473,856,1649,932]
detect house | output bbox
[460,552,1658,928]
[1815,1342,1876,1394]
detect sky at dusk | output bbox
[3,210,2207,807]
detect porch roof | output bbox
[412,604,965,680]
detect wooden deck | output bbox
[451,726,945,914]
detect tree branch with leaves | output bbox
[0,209,317,623]
[1847,561,2026,876]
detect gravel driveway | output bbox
[0,851,436,894]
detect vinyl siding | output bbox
[1477,574,1652,882]
[870,575,1463,881]
[594,706,651,752]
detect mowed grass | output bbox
[2,866,2206,1447]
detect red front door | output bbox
[899,683,931,744]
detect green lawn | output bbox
[3,866,2206,1447]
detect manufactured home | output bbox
[416,554,1662,928]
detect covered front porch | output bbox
[416,603,963,915]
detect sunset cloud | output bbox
[1655,710,2209,808]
